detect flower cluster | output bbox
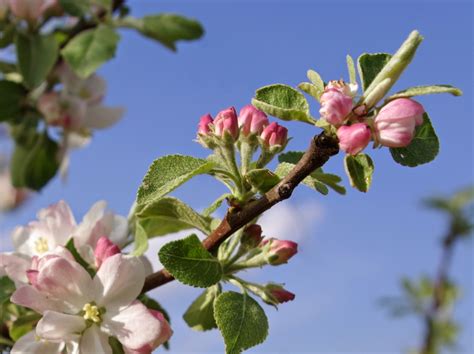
[197,105,288,152]
[0,200,171,353]
[319,80,425,155]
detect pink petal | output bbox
[11,285,68,314]
[103,301,162,351]
[94,254,144,309]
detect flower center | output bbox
[35,237,49,254]
[83,303,101,323]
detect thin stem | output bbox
[239,140,254,176]
[141,132,339,293]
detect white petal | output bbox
[36,257,94,311]
[94,255,144,309]
[104,301,161,350]
[74,200,107,248]
[80,326,112,354]
[11,285,68,314]
[79,74,107,104]
[12,330,64,354]
[36,311,85,341]
[0,253,30,286]
[83,105,124,129]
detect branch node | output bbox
[278,183,293,200]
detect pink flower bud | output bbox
[265,284,295,304]
[260,122,288,148]
[374,98,424,147]
[238,105,269,136]
[213,107,239,140]
[319,89,353,126]
[94,236,120,268]
[197,114,213,136]
[326,80,358,97]
[337,123,372,155]
[261,238,298,265]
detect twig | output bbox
[141,132,339,293]
[420,232,458,354]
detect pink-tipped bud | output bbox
[337,123,372,155]
[374,98,424,148]
[241,224,264,250]
[265,283,295,304]
[198,114,213,136]
[260,122,288,148]
[326,80,358,97]
[238,105,269,137]
[319,89,353,126]
[261,238,298,265]
[213,107,239,140]
[94,236,120,268]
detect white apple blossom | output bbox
[11,249,171,353]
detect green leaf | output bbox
[344,153,374,192]
[65,239,95,277]
[136,197,213,238]
[16,33,58,89]
[390,113,439,167]
[203,194,230,217]
[0,60,17,74]
[59,0,90,17]
[311,170,346,195]
[346,55,356,84]
[252,84,314,124]
[297,82,322,100]
[159,234,222,288]
[108,337,125,354]
[183,284,221,331]
[278,151,304,164]
[0,277,15,305]
[61,25,119,78]
[388,85,463,100]
[357,53,392,91]
[136,154,215,207]
[245,169,281,194]
[0,23,16,49]
[275,162,328,195]
[9,313,41,341]
[0,80,26,121]
[307,69,324,92]
[132,221,148,256]
[139,14,204,51]
[214,291,269,354]
[10,131,60,191]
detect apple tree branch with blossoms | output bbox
[0,2,466,353]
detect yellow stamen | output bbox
[83,303,101,323]
[35,237,49,254]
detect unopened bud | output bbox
[238,105,269,137]
[263,283,295,305]
[337,123,371,155]
[198,114,213,136]
[319,89,353,126]
[374,98,424,147]
[241,224,263,250]
[260,122,288,148]
[214,107,239,141]
[261,238,298,265]
[94,236,120,268]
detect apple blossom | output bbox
[213,106,239,140]
[261,122,288,148]
[260,238,298,265]
[11,330,65,354]
[11,250,170,353]
[337,123,372,155]
[238,104,269,136]
[374,98,425,147]
[319,88,354,126]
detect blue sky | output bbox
[0,0,473,353]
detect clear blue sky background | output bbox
[1,0,473,353]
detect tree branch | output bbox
[142,132,339,293]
